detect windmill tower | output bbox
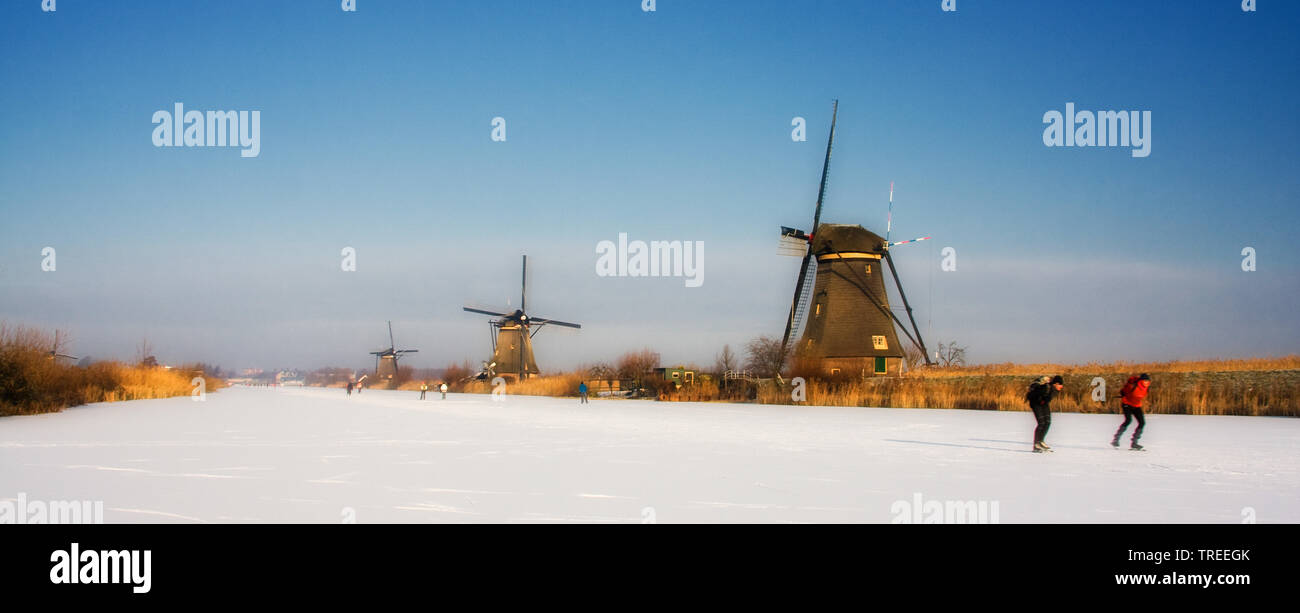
[777,101,934,377]
[369,321,418,381]
[464,255,581,381]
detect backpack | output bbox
[1025,376,1049,403]
[1120,376,1139,399]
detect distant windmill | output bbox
[47,330,78,363]
[777,100,933,377]
[463,255,580,381]
[369,321,418,380]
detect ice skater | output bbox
[578,381,589,404]
[419,381,428,400]
[347,381,354,396]
[1026,375,1063,453]
[1112,373,1151,451]
[440,382,448,400]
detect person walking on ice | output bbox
[440,382,448,400]
[1026,375,1063,453]
[419,381,428,400]
[1112,373,1151,451]
[578,381,589,404]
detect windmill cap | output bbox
[811,224,887,253]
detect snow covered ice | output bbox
[2,387,1296,523]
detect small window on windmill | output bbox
[872,335,888,350]
[865,263,872,275]
[830,368,841,375]
[814,303,822,317]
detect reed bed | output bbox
[0,324,225,416]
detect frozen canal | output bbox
[1,386,1296,523]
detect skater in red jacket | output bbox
[1112,373,1151,450]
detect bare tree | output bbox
[714,344,737,376]
[586,362,615,380]
[904,344,928,371]
[936,341,967,368]
[745,336,789,379]
[617,349,660,390]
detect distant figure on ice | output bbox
[440,382,448,400]
[347,381,354,396]
[1112,373,1151,451]
[1026,375,1063,453]
[419,382,428,400]
[357,381,363,394]
[578,381,589,404]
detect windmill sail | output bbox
[780,99,838,362]
[787,259,818,341]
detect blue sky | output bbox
[1,0,1297,371]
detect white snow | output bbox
[1,386,1296,523]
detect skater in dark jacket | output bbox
[1027,375,1063,452]
[1112,373,1151,450]
[347,381,354,396]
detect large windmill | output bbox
[777,100,934,377]
[463,255,580,381]
[369,321,417,381]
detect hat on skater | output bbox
[1139,373,1150,381]
[1050,375,1064,385]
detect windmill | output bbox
[777,100,934,377]
[47,330,78,363]
[463,255,580,381]
[369,321,418,380]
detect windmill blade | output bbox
[884,251,934,365]
[809,99,838,236]
[463,306,509,318]
[388,321,395,350]
[529,316,581,329]
[780,99,838,363]
[520,254,528,314]
[396,349,419,354]
[889,236,931,247]
[780,252,815,353]
[788,257,818,341]
[777,227,810,257]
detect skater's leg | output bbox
[1032,406,1050,445]
[1131,408,1145,445]
[1113,406,1133,444]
